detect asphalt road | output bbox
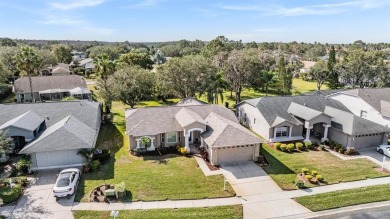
[313,206,390,219]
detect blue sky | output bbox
[0,0,390,43]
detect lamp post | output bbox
[223,175,227,191]
[382,156,386,171]
[110,210,119,219]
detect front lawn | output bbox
[261,144,390,190]
[73,205,243,219]
[75,101,234,202]
[295,184,390,211]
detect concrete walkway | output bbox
[194,156,222,176]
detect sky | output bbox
[0,0,390,43]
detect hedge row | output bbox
[0,84,12,101]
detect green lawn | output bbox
[261,144,390,190]
[73,205,243,219]
[291,78,327,95]
[295,184,390,211]
[75,101,234,202]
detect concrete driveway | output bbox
[358,148,390,170]
[8,169,74,219]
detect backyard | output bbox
[261,144,390,190]
[73,205,243,219]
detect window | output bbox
[254,118,256,125]
[275,127,288,138]
[161,133,165,143]
[244,113,247,122]
[331,121,343,130]
[178,132,181,142]
[360,110,367,118]
[167,132,177,143]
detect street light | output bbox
[110,210,119,219]
[223,174,227,191]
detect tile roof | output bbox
[201,113,262,147]
[14,75,88,93]
[19,115,97,153]
[0,111,44,131]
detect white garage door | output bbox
[35,150,84,170]
[217,146,254,164]
[354,134,384,150]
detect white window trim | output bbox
[275,127,288,138]
[167,131,177,143]
[360,110,367,118]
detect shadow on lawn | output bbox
[260,146,296,175]
[75,122,122,201]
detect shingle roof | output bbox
[19,115,97,153]
[0,101,100,130]
[14,75,88,93]
[175,108,206,127]
[201,113,262,147]
[78,58,93,66]
[126,104,238,136]
[175,97,207,106]
[0,111,44,131]
[52,66,70,75]
[287,102,322,121]
[241,95,350,127]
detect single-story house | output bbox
[236,95,390,150]
[300,61,317,73]
[125,98,262,165]
[13,75,92,103]
[307,88,390,127]
[40,63,71,76]
[0,101,101,170]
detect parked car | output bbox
[53,168,80,198]
[377,145,390,157]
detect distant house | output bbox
[13,75,91,103]
[0,101,101,170]
[125,98,262,165]
[71,51,86,61]
[40,63,71,76]
[300,61,317,73]
[236,95,390,150]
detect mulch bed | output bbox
[203,159,220,171]
[89,185,110,203]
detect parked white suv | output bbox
[377,145,390,157]
[53,168,80,198]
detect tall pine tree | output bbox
[327,45,338,89]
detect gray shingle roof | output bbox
[0,111,44,131]
[242,95,351,127]
[201,112,262,147]
[14,75,88,93]
[175,97,207,106]
[287,102,322,121]
[175,108,206,127]
[0,101,100,131]
[126,104,238,136]
[19,115,97,153]
[52,66,70,75]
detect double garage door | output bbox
[354,134,384,150]
[216,145,254,164]
[35,149,84,170]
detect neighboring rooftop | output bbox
[0,111,43,131]
[14,75,88,93]
[175,97,207,106]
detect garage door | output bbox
[35,149,84,170]
[354,134,384,150]
[217,146,254,164]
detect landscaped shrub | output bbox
[345,147,357,156]
[0,84,12,102]
[274,143,282,150]
[316,175,324,182]
[311,171,318,176]
[305,175,313,180]
[304,141,312,149]
[0,184,22,204]
[296,142,304,150]
[280,144,287,152]
[329,140,336,148]
[90,160,101,172]
[338,148,345,154]
[177,147,187,155]
[16,157,30,174]
[93,149,111,163]
[287,143,295,152]
[302,168,309,175]
[319,145,325,151]
[295,179,305,189]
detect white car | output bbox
[53,168,80,198]
[377,145,390,157]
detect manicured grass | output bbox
[291,78,327,95]
[75,100,234,202]
[73,205,243,219]
[295,184,390,211]
[261,144,390,190]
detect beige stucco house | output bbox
[125,98,263,165]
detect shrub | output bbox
[0,84,12,102]
[93,149,111,163]
[178,147,187,155]
[345,147,357,155]
[329,140,336,147]
[0,184,22,204]
[323,140,330,146]
[274,143,282,150]
[17,157,30,174]
[295,179,305,189]
[316,175,324,182]
[304,141,312,148]
[312,141,319,146]
[319,145,325,151]
[89,160,101,172]
[287,143,295,152]
[311,170,318,176]
[302,168,309,174]
[296,142,304,150]
[280,144,287,152]
[305,175,313,180]
[338,148,345,154]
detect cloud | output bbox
[42,16,85,25]
[50,0,105,10]
[220,0,390,16]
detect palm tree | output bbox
[261,70,275,97]
[212,72,229,104]
[14,47,40,102]
[94,54,117,112]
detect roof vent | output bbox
[46,116,49,120]
[303,103,306,106]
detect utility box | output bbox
[104,189,116,197]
